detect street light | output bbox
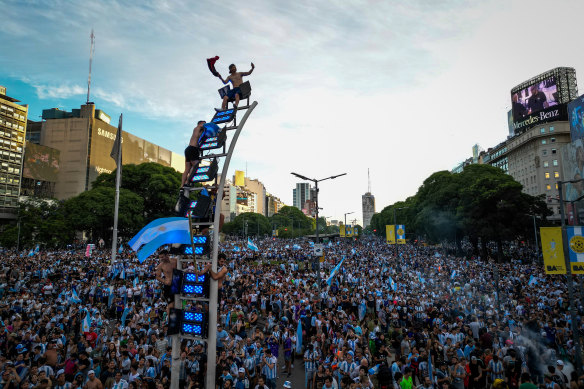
[291,172,347,304]
[344,212,354,233]
[557,180,583,376]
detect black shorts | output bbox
[184,145,200,162]
[164,285,174,303]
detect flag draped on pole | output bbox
[247,238,259,251]
[70,289,82,304]
[326,256,346,286]
[296,320,303,355]
[451,270,457,280]
[129,217,192,263]
[388,276,397,292]
[121,307,131,327]
[82,311,91,333]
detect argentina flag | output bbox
[129,217,192,263]
[247,238,259,251]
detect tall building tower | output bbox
[362,169,375,228]
[0,86,28,218]
[293,182,310,210]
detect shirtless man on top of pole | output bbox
[217,63,254,110]
[155,250,177,317]
[181,121,206,187]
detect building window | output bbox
[550,126,555,132]
[554,171,560,178]
[543,161,549,167]
[551,137,556,143]
[545,172,550,179]
[542,139,547,145]
[553,159,558,166]
[541,128,546,134]
[546,184,551,190]
[552,149,557,154]
[542,150,547,156]
[556,183,558,190]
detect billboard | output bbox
[23,143,60,182]
[568,94,584,142]
[560,138,584,202]
[511,76,567,133]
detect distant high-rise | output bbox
[362,169,375,228]
[293,182,311,210]
[0,86,28,218]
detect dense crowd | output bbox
[0,236,582,389]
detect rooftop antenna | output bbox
[368,168,371,193]
[86,29,95,104]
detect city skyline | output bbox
[3,0,584,224]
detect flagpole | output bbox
[111,114,123,263]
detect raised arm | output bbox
[240,62,255,77]
[209,266,228,281]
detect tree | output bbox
[93,162,182,222]
[222,212,271,237]
[0,199,74,249]
[64,186,144,243]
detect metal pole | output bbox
[16,212,21,252]
[393,207,397,257]
[111,115,122,264]
[315,180,321,305]
[170,258,182,389]
[558,182,583,376]
[206,101,258,389]
[532,214,539,259]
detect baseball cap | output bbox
[238,367,245,373]
[88,370,95,375]
[557,360,564,366]
[283,381,292,388]
[57,369,65,377]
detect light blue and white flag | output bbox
[388,276,397,292]
[120,267,126,280]
[82,312,91,333]
[292,244,301,250]
[451,270,457,280]
[232,246,240,252]
[528,275,538,286]
[351,248,356,255]
[121,307,131,327]
[118,244,123,254]
[34,244,40,254]
[326,257,346,286]
[247,238,258,251]
[309,241,314,247]
[567,226,584,264]
[296,320,303,355]
[129,217,192,262]
[133,277,139,288]
[70,289,82,304]
[107,287,114,307]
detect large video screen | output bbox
[23,143,60,182]
[511,77,559,122]
[561,139,584,202]
[568,94,584,142]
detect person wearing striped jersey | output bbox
[261,348,277,389]
[304,344,318,389]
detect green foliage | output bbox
[222,212,272,236]
[64,186,145,242]
[93,162,182,221]
[370,164,550,249]
[0,199,75,249]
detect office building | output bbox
[293,182,311,210]
[0,86,28,218]
[40,103,184,200]
[362,192,375,228]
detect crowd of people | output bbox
[0,236,582,389]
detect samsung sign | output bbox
[512,104,567,133]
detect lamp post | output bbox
[344,212,354,236]
[291,172,347,304]
[557,180,583,376]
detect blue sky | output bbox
[2,0,584,224]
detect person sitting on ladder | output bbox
[216,62,255,110]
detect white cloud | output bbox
[2,0,584,223]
